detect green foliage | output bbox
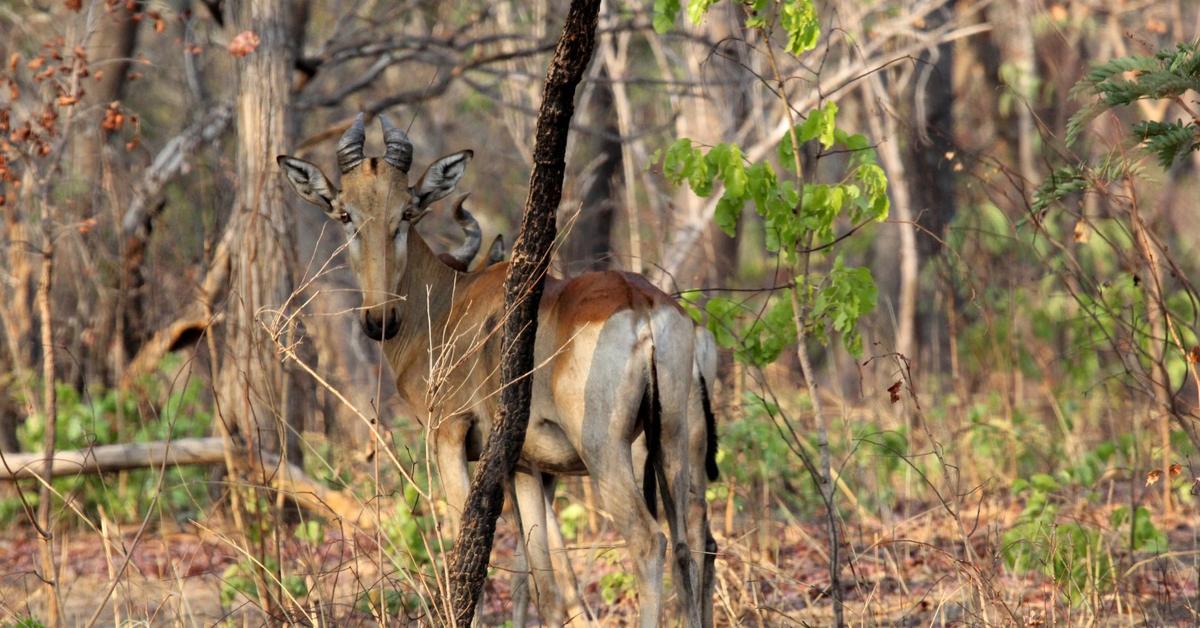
[778,0,820,55]
[599,571,637,605]
[1110,506,1168,554]
[661,99,886,361]
[718,393,819,513]
[294,519,325,546]
[557,502,589,542]
[382,483,441,571]
[1001,439,1167,606]
[1002,474,1115,605]
[219,561,260,608]
[1066,41,1200,166]
[808,257,877,356]
[656,0,821,57]
[652,0,683,32]
[3,374,212,527]
[1031,159,1136,215]
[220,557,306,609]
[1132,120,1199,168]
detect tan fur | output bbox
[279,137,714,628]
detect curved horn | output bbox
[485,234,505,267]
[379,115,414,173]
[336,113,366,174]
[446,194,481,269]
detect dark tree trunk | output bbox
[908,0,956,262]
[568,64,619,272]
[447,0,601,624]
[907,0,956,371]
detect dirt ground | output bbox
[1,499,1197,626]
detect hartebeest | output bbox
[277,114,717,626]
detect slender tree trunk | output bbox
[0,207,35,450]
[448,1,601,623]
[36,229,60,626]
[1009,0,1040,193]
[866,76,919,362]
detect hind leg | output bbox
[591,449,668,628]
[645,313,705,627]
[653,370,704,626]
[688,380,717,628]
[555,320,668,628]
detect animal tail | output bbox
[641,346,663,519]
[698,374,719,482]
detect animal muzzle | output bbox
[361,307,401,341]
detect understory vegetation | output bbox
[1,0,1199,626]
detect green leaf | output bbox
[722,145,747,197]
[747,161,776,214]
[677,290,705,324]
[780,0,821,55]
[705,297,741,349]
[1132,119,1200,168]
[653,0,682,33]
[714,192,743,237]
[1030,473,1060,493]
[779,101,840,170]
[816,101,838,149]
[809,258,878,357]
[686,0,718,24]
[744,0,769,28]
[662,138,697,185]
[853,162,890,221]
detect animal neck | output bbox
[383,232,469,375]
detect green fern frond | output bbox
[1133,120,1200,168]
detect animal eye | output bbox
[338,211,351,224]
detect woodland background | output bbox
[1,0,1199,625]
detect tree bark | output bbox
[216,0,298,465]
[866,76,919,363]
[36,229,61,627]
[908,0,956,262]
[74,0,144,196]
[567,63,619,272]
[447,0,600,624]
[908,0,956,371]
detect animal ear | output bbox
[277,155,338,215]
[414,150,473,209]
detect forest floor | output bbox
[0,495,1196,626]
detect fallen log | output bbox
[0,437,373,528]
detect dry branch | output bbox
[0,436,372,528]
[120,104,234,241]
[119,221,235,390]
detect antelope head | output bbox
[276,113,473,340]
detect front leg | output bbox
[434,416,484,625]
[433,417,473,545]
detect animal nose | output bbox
[361,308,401,341]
